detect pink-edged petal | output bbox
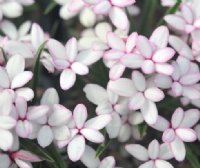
[181,4,194,24]
[136,36,152,59]
[155,63,174,75]
[180,109,200,128]
[182,86,200,99]
[129,92,145,110]
[121,53,144,68]
[85,114,111,130]
[150,26,169,48]
[107,32,125,51]
[176,128,197,142]
[148,140,159,160]
[171,107,184,129]
[109,63,125,80]
[0,116,16,129]
[15,97,27,119]
[159,143,174,160]
[162,128,176,143]
[109,7,129,30]
[155,160,173,168]
[180,73,200,85]
[60,69,76,90]
[37,125,53,147]
[0,90,13,115]
[14,150,41,162]
[27,105,49,121]
[83,84,108,105]
[47,39,66,59]
[15,159,32,168]
[126,32,138,53]
[0,67,10,88]
[71,62,89,75]
[65,37,77,62]
[104,50,124,60]
[171,82,183,96]
[11,71,33,89]
[170,137,186,161]
[164,15,186,32]
[125,144,149,161]
[108,78,136,97]
[139,161,154,168]
[141,100,158,125]
[67,135,85,162]
[99,156,115,168]
[142,60,155,74]
[132,70,146,91]
[93,1,111,14]
[110,0,135,7]
[16,120,32,138]
[73,104,87,129]
[152,48,175,63]
[0,129,13,151]
[81,128,104,143]
[144,87,165,102]
[48,104,72,126]
[151,116,170,131]
[15,88,34,101]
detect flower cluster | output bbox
[0,0,200,168]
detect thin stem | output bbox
[0,47,7,63]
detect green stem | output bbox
[32,41,47,102]
[140,0,158,35]
[0,47,7,63]
[44,0,57,15]
[157,0,182,26]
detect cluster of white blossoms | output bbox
[1,0,200,168]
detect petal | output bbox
[150,26,169,48]
[155,160,173,168]
[0,154,11,168]
[182,86,200,99]
[155,63,174,75]
[176,128,197,142]
[136,36,152,59]
[27,105,49,121]
[53,126,70,141]
[11,71,33,89]
[109,7,129,30]
[95,22,112,42]
[0,67,10,88]
[15,88,34,101]
[110,0,135,7]
[151,116,170,132]
[99,156,115,168]
[65,37,77,62]
[141,100,158,125]
[14,150,41,162]
[171,107,184,129]
[126,32,138,53]
[125,144,149,161]
[154,74,172,89]
[15,97,27,119]
[40,88,59,105]
[15,159,32,168]
[60,69,76,90]
[31,23,44,50]
[132,70,146,91]
[142,60,155,74]
[144,87,165,102]
[162,128,176,143]
[80,8,96,28]
[139,161,154,168]
[180,73,200,85]
[108,78,136,97]
[0,129,13,151]
[107,32,125,51]
[180,109,200,128]
[1,2,22,18]
[47,39,66,59]
[48,104,72,126]
[80,128,104,143]
[93,1,111,14]
[37,125,53,147]
[0,116,16,129]
[148,140,159,160]
[73,104,87,129]
[80,145,100,168]
[129,92,145,110]
[6,55,24,80]
[118,123,131,142]
[181,5,194,24]
[85,114,111,130]
[152,48,175,63]
[0,90,13,115]
[0,20,18,39]
[67,135,85,162]
[170,137,186,161]
[71,62,89,75]
[121,53,144,68]
[16,120,32,138]
[104,50,124,60]
[109,63,125,80]
[83,84,108,105]
[159,143,174,160]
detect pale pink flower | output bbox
[104,32,144,80]
[0,55,34,101]
[165,4,200,34]
[136,26,175,75]
[0,90,16,151]
[126,139,174,168]
[81,145,118,168]
[57,104,111,162]
[151,107,200,161]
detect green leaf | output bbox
[32,41,47,101]
[186,144,200,168]
[138,122,148,138]
[20,139,54,163]
[95,139,111,158]
[157,0,182,26]
[44,0,57,15]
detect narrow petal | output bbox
[73,104,87,129]
[171,107,184,129]
[81,129,104,143]
[152,48,175,63]
[15,97,27,119]
[176,128,197,142]
[132,71,146,91]
[31,23,44,50]
[148,140,159,160]
[0,67,10,88]
[107,32,125,51]
[15,159,32,168]
[60,69,76,90]
[0,90,13,115]
[136,36,152,59]
[65,37,77,62]
[126,32,138,53]
[109,63,125,80]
